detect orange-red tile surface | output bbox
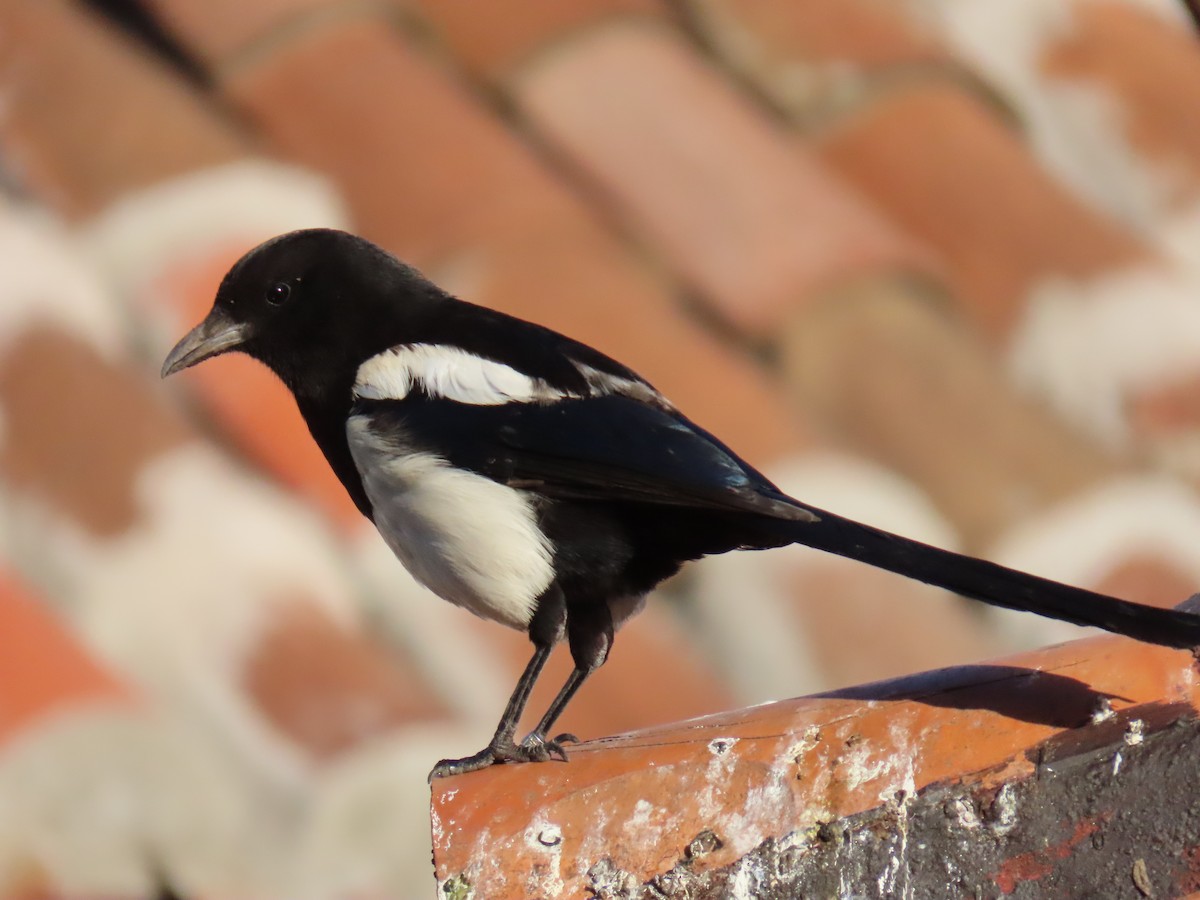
[816,83,1150,338]
[0,573,132,743]
[145,0,344,65]
[1130,372,1200,448]
[691,0,950,73]
[0,329,190,537]
[410,0,666,80]
[515,22,930,335]
[0,0,243,217]
[775,282,1119,547]
[243,599,448,761]
[1042,2,1200,205]
[433,635,1200,896]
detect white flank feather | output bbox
[346,416,554,628]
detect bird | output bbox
[162,228,1200,779]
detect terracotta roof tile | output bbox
[222,17,562,260]
[0,0,362,531]
[1092,554,1198,610]
[859,7,1200,479]
[0,329,191,537]
[816,82,1151,338]
[787,562,997,687]
[1002,255,1200,489]
[244,598,448,763]
[1129,372,1200,466]
[143,0,343,66]
[1040,2,1200,208]
[921,0,1200,226]
[0,0,243,219]
[408,0,666,81]
[681,0,962,125]
[0,573,132,743]
[694,0,946,67]
[432,634,1200,896]
[0,575,238,895]
[512,20,930,335]
[775,276,1119,547]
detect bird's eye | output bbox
[266,282,291,305]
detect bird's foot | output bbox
[428,746,501,781]
[518,731,579,762]
[429,735,575,781]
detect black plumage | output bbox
[163,228,1200,778]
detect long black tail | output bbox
[773,502,1200,649]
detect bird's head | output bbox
[161,228,435,396]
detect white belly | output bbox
[346,415,554,629]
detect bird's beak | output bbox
[161,307,250,378]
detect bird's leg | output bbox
[520,595,613,759]
[519,666,594,759]
[429,587,565,780]
[428,642,551,779]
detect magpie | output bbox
[163,228,1200,778]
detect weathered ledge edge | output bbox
[431,634,1200,898]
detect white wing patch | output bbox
[573,361,674,409]
[353,342,674,410]
[354,344,566,405]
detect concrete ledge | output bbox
[431,635,1200,898]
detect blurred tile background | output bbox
[3,0,1200,895]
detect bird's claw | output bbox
[519,731,576,763]
[428,746,498,781]
[429,734,575,780]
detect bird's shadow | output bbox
[813,665,1129,730]
[828,592,1200,728]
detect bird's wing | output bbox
[350,393,816,522]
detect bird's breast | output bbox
[346,414,554,629]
